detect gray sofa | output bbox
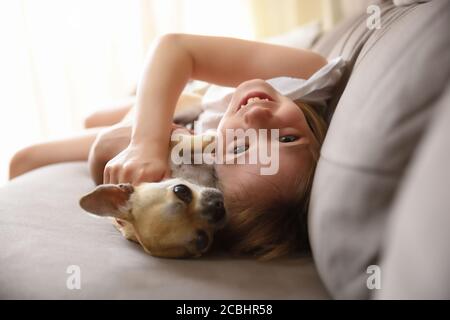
[0,0,449,299]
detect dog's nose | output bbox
[173,184,192,204]
[201,191,226,224]
[206,198,225,223]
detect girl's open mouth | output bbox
[237,92,274,111]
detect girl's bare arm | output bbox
[84,99,135,129]
[106,34,327,185]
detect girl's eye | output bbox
[233,144,249,154]
[279,135,299,143]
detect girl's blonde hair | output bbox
[216,101,328,260]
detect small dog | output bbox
[79,132,226,258]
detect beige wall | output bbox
[250,0,373,39]
[250,0,321,38]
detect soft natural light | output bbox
[0,0,257,184]
[150,0,255,39]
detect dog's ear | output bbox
[79,183,134,219]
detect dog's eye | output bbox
[195,230,209,252]
[173,184,192,204]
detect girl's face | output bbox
[215,79,320,207]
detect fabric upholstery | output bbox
[309,0,450,298]
[375,84,450,299]
[0,163,329,299]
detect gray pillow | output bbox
[308,0,450,299]
[375,84,450,299]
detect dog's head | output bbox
[79,178,226,258]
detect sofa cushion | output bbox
[309,0,450,298]
[312,0,397,123]
[375,84,450,299]
[0,162,329,299]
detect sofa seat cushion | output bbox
[0,162,329,299]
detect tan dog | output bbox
[79,133,225,258]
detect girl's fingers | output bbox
[119,166,134,185]
[107,165,120,185]
[132,167,167,186]
[103,167,110,184]
[132,170,151,186]
[112,170,120,185]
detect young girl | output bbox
[9,34,342,259]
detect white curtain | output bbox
[0,0,256,184]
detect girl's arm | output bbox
[105,34,327,185]
[84,98,135,129]
[133,33,326,143]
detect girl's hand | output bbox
[103,124,183,185]
[103,143,171,186]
